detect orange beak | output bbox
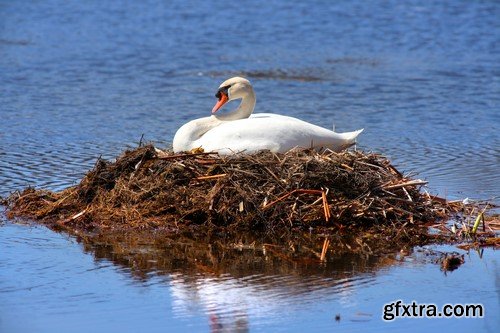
[212,92,228,113]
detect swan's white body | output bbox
[173,77,363,154]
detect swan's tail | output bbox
[342,128,364,141]
[337,128,364,150]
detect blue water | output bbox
[0,0,499,332]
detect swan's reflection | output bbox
[75,231,406,331]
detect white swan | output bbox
[173,77,363,154]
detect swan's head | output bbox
[212,77,253,113]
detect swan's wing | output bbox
[198,118,282,153]
[249,113,296,119]
[197,116,362,154]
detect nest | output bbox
[4,144,465,236]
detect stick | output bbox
[58,208,87,225]
[262,189,323,209]
[340,163,354,171]
[402,187,413,202]
[322,190,331,221]
[384,180,428,190]
[263,166,282,183]
[320,238,330,261]
[194,174,227,181]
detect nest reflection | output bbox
[69,229,422,332]
[76,229,413,283]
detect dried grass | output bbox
[4,145,470,235]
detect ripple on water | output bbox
[202,58,381,83]
[0,141,133,197]
[169,272,378,321]
[378,141,500,202]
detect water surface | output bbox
[0,0,498,332]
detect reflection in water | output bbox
[2,221,497,333]
[74,230,405,331]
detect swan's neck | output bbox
[173,89,256,152]
[214,89,256,121]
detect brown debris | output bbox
[440,253,465,272]
[3,145,471,235]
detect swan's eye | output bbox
[215,85,230,100]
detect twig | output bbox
[58,208,88,225]
[263,166,282,183]
[194,174,227,181]
[384,180,428,190]
[402,187,413,202]
[322,190,331,221]
[320,238,330,261]
[340,163,354,171]
[262,189,323,209]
